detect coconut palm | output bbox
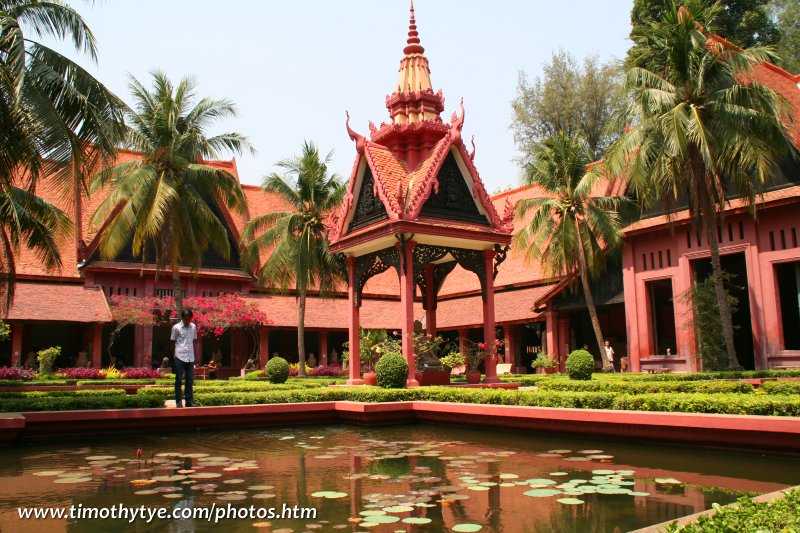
[241,141,346,377]
[0,0,125,313]
[514,132,630,371]
[91,72,252,315]
[606,0,796,369]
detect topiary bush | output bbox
[266,357,290,384]
[37,347,61,376]
[565,349,594,380]
[375,352,408,389]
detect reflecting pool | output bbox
[0,424,798,532]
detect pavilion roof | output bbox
[6,282,112,323]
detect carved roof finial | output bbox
[404,0,425,55]
[345,111,366,154]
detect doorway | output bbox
[646,280,677,356]
[776,261,800,350]
[692,252,755,369]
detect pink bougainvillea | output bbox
[109,295,269,338]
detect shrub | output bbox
[439,352,465,370]
[102,366,124,379]
[0,394,163,412]
[375,353,408,389]
[537,379,753,394]
[266,357,290,384]
[565,350,594,380]
[243,370,266,380]
[0,367,36,380]
[288,363,313,377]
[122,367,160,379]
[37,347,61,375]
[309,365,347,377]
[532,352,558,370]
[58,367,105,380]
[758,381,800,395]
[682,275,739,371]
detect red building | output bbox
[3,7,800,374]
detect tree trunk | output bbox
[172,259,183,318]
[297,289,307,377]
[574,215,610,371]
[704,219,741,370]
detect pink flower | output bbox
[137,448,142,459]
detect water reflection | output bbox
[0,425,797,533]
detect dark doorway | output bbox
[522,322,544,371]
[152,325,172,367]
[104,324,134,367]
[692,252,755,369]
[646,280,677,356]
[202,330,231,366]
[776,261,800,350]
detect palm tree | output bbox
[514,132,630,371]
[0,0,126,313]
[91,72,252,315]
[606,0,796,369]
[241,141,346,377]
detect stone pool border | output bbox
[0,401,799,454]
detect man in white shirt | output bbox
[171,309,197,408]
[604,340,616,372]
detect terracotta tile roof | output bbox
[7,283,112,322]
[434,284,555,329]
[363,142,409,217]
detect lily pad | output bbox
[452,525,482,532]
[54,477,92,484]
[32,470,65,477]
[383,506,414,513]
[403,517,432,524]
[557,497,585,505]
[523,488,561,497]
[360,511,386,517]
[311,491,348,499]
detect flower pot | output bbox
[363,372,377,386]
[415,370,451,386]
[545,367,557,374]
[466,371,481,385]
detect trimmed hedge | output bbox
[181,387,800,416]
[0,379,69,387]
[537,379,754,394]
[137,382,331,396]
[666,489,800,532]
[0,395,164,412]
[566,350,594,380]
[758,381,800,395]
[375,353,408,389]
[266,357,290,384]
[0,389,126,399]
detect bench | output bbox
[646,367,672,374]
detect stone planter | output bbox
[466,372,481,385]
[363,372,377,386]
[415,370,450,386]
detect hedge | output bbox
[137,382,331,396]
[0,379,69,387]
[179,387,800,416]
[537,380,754,394]
[0,395,164,412]
[758,381,800,395]
[666,489,800,532]
[0,389,126,399]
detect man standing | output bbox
[604,340,616,372]
[171,309,197,407]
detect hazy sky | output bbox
[50,1,633,191]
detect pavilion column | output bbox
[424,263,436,336]
[503,324,516,369]
[399,239,419,387]
[346,256,363,385]
[10,322,22,367]
[458,328,469,358]
[482,249,499,383]
[91,324,103,368]
[319,330,329,366]
[544,309,558,370]
[258,326,270,369]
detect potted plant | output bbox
[531,352,558,374]
[439,352,465,373]
[463,341,487,384]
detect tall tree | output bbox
[0,0,125,313]
[770,0,800,73]
[608,1,796,369]
[511,50,624,164]
[91,72,252,315]
[241,142,345,377]
[514,132,630,371]
[628,0,780,67]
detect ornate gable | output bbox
[420,151,489,225]
[349,164,389,231]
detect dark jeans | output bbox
[174,360,194,406]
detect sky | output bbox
[48,0,634,192]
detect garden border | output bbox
[1,401,799,454]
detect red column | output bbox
[258,326,269,369]
[319,330,329,366]
[503,324,516,371]
[482,249,499,383]
[91,324,103,368]
[10,322,22,367]
[347,256,363,386]
[458,328,469,360]
[424,263,436,336]
[399,240,419,387]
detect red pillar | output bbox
[346,256,363,385]
[503,324,516,371]
[482,249,499,383]
[399,240,419,387]
[10,322,22,367]
[91,324,103,368]
[424,264,436,337]
[319,330,329,366]
[258,326,270,369]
